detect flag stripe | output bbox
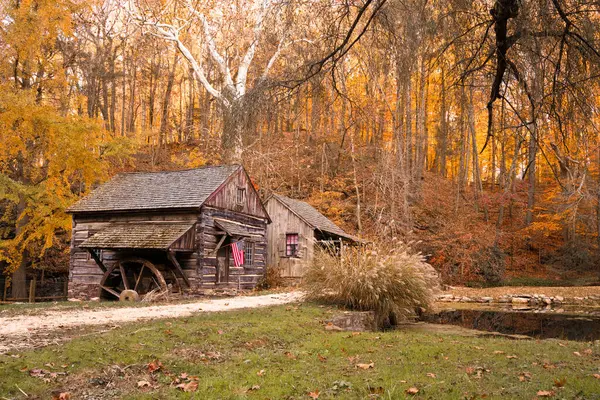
[232,241,244,267]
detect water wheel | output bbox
[99,257,168,301]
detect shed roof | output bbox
[79,222,194,250]
[271,194,359,242]
[68,165,241,213]
[214,218,259,238]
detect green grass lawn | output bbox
[1,303,599,399]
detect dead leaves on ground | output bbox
[27,368,67,382]
[50,392,70,400]
[176,381,199,392]
[146,360,162,374]
[405,387,419,395]
[355,362,374,370]
[536,390,555,397]
[518,371,532,382]
[465,366,489,379]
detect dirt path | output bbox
[0,291,304,354]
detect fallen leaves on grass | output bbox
[518,372,532,382]
[592,374,600,379]
[493,350,505,355]
[317,354,327,362]
[247,385,260,392]
[465,366,488,379]
[176,381,198,392]
[356,362,374,370]
[573,352,582,357]
[536,390,555,397]
[426,372,436,378]
[28,368,66,381]
[137,380,151,388]
[257,369,265,376]
[147,360,163,373]
[553,377,566,388]
[406,387,419,395]
[308,389,320,399]
[284,351,297,359]
[506,355,518,359]
[51,392,70,400]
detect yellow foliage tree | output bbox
[0,87,107,296]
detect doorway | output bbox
[216,239,230,284]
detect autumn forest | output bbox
[2,0,600,296]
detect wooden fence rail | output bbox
[0,278,68,303]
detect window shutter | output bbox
[278,233,286,256]
[297,234,308,258]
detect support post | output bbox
[87,249,107,272]
[29,278,36,303]
[167,251,191,289]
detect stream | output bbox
[421,303,600,341]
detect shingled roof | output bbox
[80,223,194,250]
[272,194,359,242]
[68,165,241,213]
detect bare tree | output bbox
[127,0,292,162]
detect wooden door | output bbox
[216,245,230,283]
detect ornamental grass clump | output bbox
[304,241,438,326]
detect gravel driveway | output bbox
[0,291,304,354]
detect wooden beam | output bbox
[87,249,108,272]
[167,251,191,289]
[211,235,227,256]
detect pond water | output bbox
[421,304,600,341]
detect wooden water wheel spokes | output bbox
[99,257,167,301]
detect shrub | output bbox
[256,265,285,290]
[303,241,438,327]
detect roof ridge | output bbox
[115,164,240,176]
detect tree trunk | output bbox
[11,195,29,299]
[436,67,448,177]
[221,100,245,163]
[159,53,178,147]
[469,85,489,221]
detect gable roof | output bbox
[67,165,241,213]
[271,194,359,242]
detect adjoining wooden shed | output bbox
[265,194,359,278]
[67,165,270,300]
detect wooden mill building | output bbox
[67,165,270,299]
[265,194,359,278]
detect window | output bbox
[236,187,246,204]
[244,242,254,266]
[286,233,299,257]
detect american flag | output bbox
[232,240,245,267]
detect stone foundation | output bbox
[436,293,600,306]
[68,282,100,300]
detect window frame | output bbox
[285,233,300,258]
[236,187,246,204]
[244,241,255,266]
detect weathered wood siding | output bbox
[205,167,269,220]
[265,197,314,277]
[69,211,199,298]
[198,206,268,290]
